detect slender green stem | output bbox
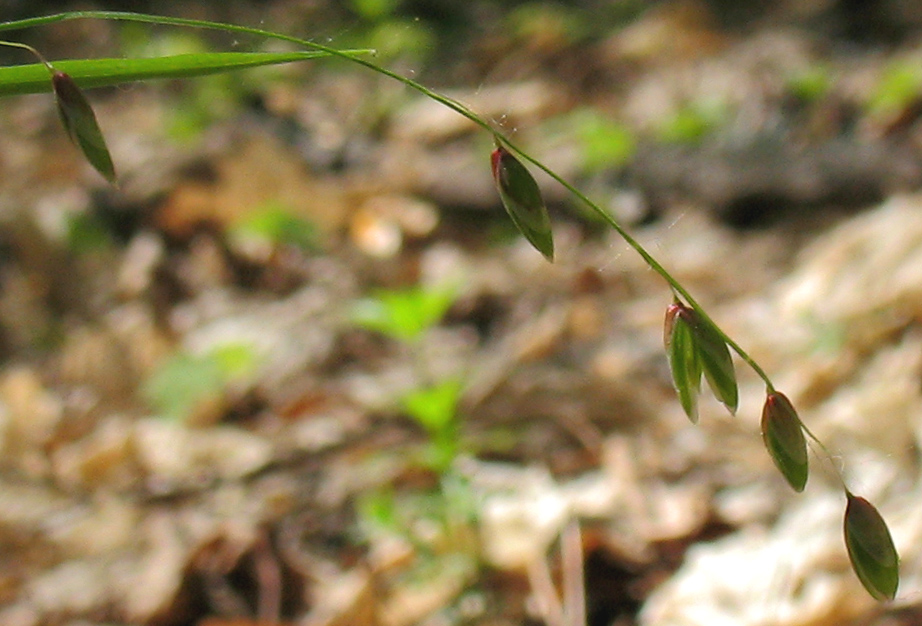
[0,10,775,390]
[0,12,492,131]
[799,416,848,491]
[507,144,777,392]
[0,39,53,72]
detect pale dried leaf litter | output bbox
[642,195,922,625]
[2,86,922,623]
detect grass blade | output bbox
[0,50,349,97]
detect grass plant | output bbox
[0,9,901,603]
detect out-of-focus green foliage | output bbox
[506,2,590,47]
[571,108,635,171]
[786,64,834,103]
[143,342,260,420]
[351,283,458,343]
[350,0,402,21]
[66,212,113,253]
[866,59,922,121]
[657,98,727,144]
[402,377,464,471]
[230,202,321,253]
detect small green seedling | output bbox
[866,59,922,122]
[230,202,320,254]
[351,282,458,343]
[65,211,114,253]
[571,108,636,172]
[401,377,464,472]
[356,475,479,582]
[351,281,464,469]
[656,98,727,145]
[143,342,259,421]
[786,64,834,103]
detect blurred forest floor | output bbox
[3,1,922,625]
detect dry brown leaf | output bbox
[156,133,350,239]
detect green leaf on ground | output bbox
[351,284,458,343]
[401,378,463,435]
